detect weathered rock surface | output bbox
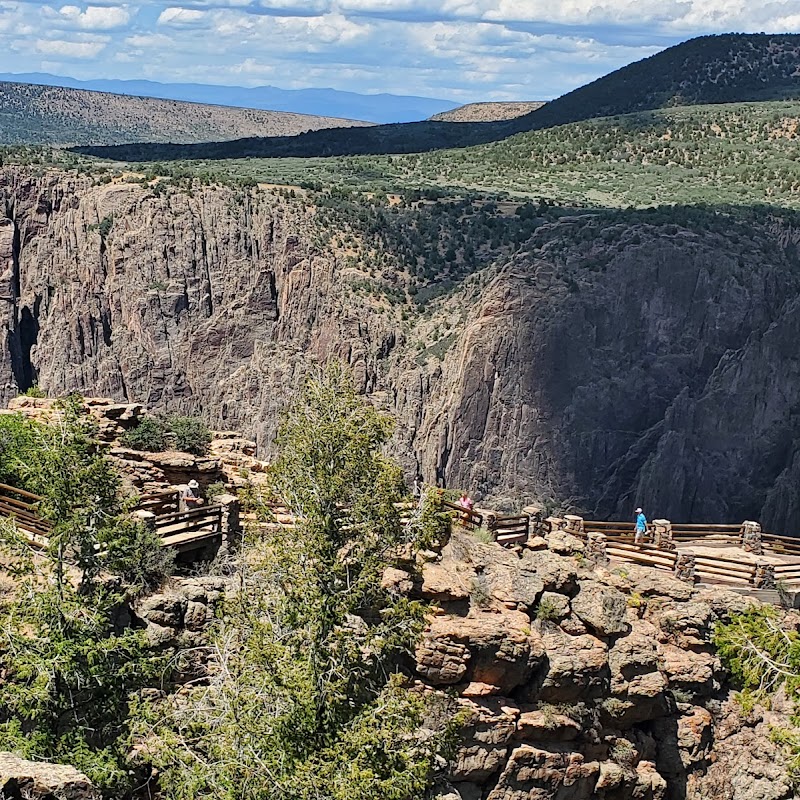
[412,531,798,799]
[0,752,99,799]
[2,169,800,531]
[134,575,226,649]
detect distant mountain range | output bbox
[77,32,800,162]
[0,72,458,125]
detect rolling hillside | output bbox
[84,100,800,212]
[0,82,372,146]
[74,32,800,160]
[508,32,800,134]
[429,102,544,122]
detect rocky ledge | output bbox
[52,524,797,800]
[390,530,796,800]
[0,752,98,799]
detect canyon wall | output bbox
[2,167,799,532]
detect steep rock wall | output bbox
[2,168,800,532]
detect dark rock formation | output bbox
[1,167,799,533]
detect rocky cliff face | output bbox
[405,531,796,800]
[2,167,800,533]
[136,528,798,800]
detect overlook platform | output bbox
[0,483,230,559]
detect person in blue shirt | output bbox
[634,507,647,543]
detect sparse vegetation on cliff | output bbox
[714,605,800,785]
[122,413,211,456]
[143,365,457,799]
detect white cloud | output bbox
[157,6,207,26]
[58,5,131,30]
[35,38,108,57]
[0,0,795,105]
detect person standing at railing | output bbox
[179,479,204,512]
[458,491,475,524]
[634,507,648,544]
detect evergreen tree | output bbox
[146,364,457,800]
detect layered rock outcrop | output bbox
[406,531,796,800]
[2,168,800,531]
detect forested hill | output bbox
[75,33,800,161]
[0,81,371,146]
[507,33,800,135]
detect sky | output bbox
[1,0,799,102]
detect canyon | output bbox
[1,167,799,533]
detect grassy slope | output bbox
[111,100,800,210]
[0,82,370,146]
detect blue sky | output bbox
[1,0,799,101]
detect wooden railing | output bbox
[138,489,180,517]
[693,552,757,585]
[0,482,52,546]
[442,500,533,547]
[670,523,742,543]
[442,500,483,531]
[762,532,800,555]
[0,481,222,556]
[153,506,223,552]
[487,512,530,546]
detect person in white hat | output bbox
[634,507,647,544]
[179,479,203,511]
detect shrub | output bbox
[627,592,646,609]
[22,385,45,398]
[205,481,226,502]
[167,415,211,455]
[0,397,171,793]
[470,575,492,608]
[536,596,563,623]
[610,738,638,769]
[471,526,494,544]
[121,416,168,452]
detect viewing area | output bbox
[572,517,800,596]
[443,499,800,604]
[0,483,225,556]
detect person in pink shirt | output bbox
[458,491,474,523]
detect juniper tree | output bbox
[0,397,170,792]
[146,364,456,800]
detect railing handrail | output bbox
[0,482,45,503]
[153,505,222,526]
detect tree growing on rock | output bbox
[0,397,171,793]
[144,363,457,800]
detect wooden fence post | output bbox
[653,519,674,551]
[741,521,763,555]
[673,552,696,583]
